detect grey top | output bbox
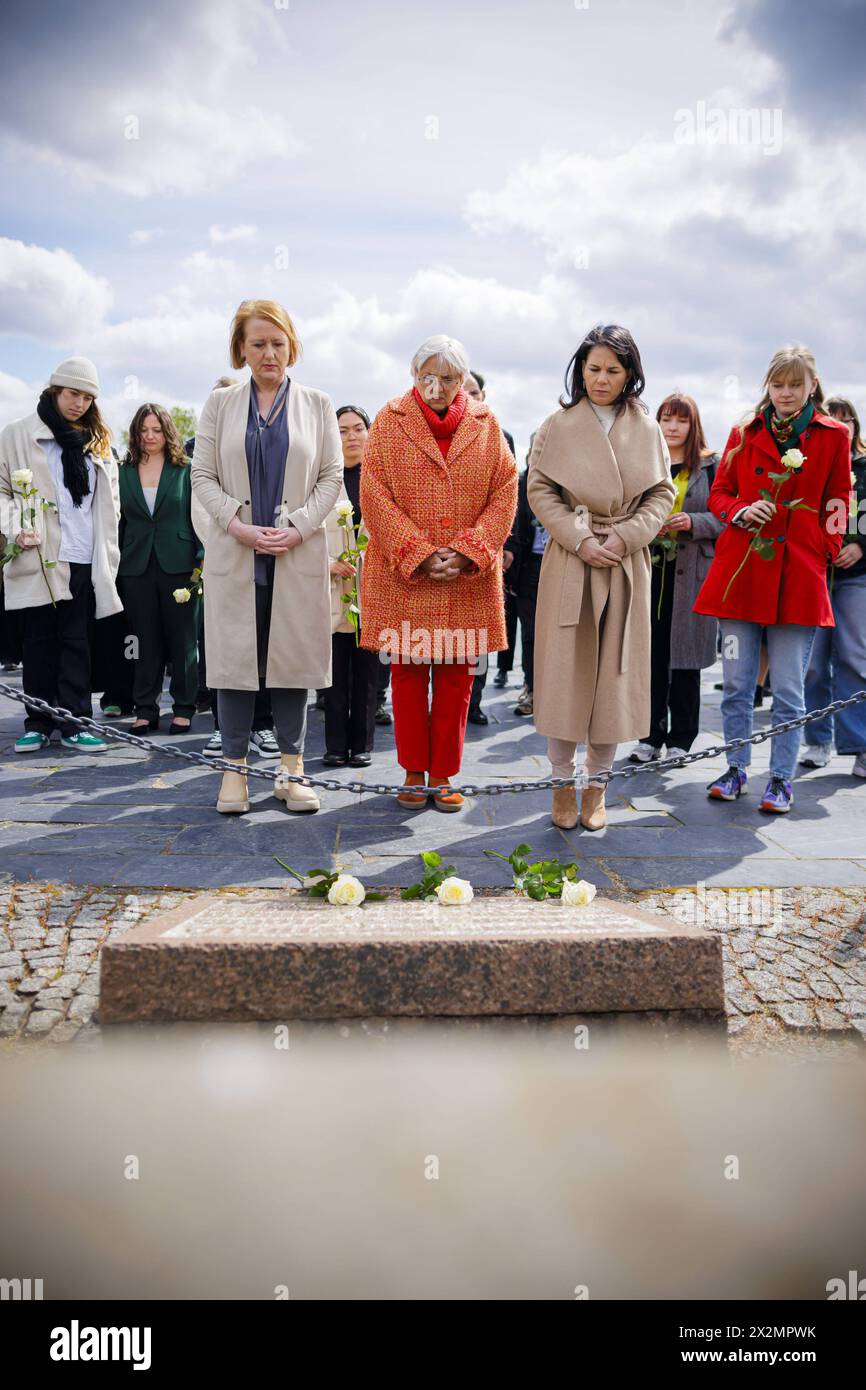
[142,486,158,516]
[246,376,290,586]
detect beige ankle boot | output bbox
[217,757,250,814]
[274,752,320,814]
[551,785,578,829]
[580,783,606,831]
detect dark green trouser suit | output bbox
[117,462,202,722]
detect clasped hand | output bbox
[416,547,472,581]
[228,517,302,554]
[580,529,627,568]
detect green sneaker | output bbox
[60,732,108,752]
[102,704,122,718]
[14,731,51,753]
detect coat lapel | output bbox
[394,391,447,468]
[151,459,174,516]
[445,406,482,464]
[221,380,253,502]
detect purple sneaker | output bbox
[760,775,793,814]
[707,766,748,801]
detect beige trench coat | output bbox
[527,398,675,744]
[0,411,122,618]
[191,378,343,690]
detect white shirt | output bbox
[142,486,158,515]
[39,433,96,563]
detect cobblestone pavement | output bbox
[1,881,863,1057]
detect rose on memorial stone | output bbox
[561,879,597,907]
[435,876,474,906]
[327,874,366,906]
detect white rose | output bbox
[561,878,597,907]
[780,448,805,471]
[335,500,354,523]
[436,876,474,906]
[11,468,33,489]
[173,588,191,604]
[327,874,366,906]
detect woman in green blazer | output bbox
[118,404,202,733]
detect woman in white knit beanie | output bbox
[0,357,123,752]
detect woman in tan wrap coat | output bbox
[528,325,675,831]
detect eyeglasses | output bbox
[419,372,461,388]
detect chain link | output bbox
[3,680,866,797]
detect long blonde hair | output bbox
[724,344,824,468]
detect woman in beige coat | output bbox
[528,325,675,831]
[191,299,343,814]
[0,356,122,754]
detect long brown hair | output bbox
[724,344,825,470]
[47,386,112,460]
[123,404,188,468]
[825,395,866,456]
[656,392,714,475]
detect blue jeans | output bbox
[803,572,866,754]
[719,621,816,779]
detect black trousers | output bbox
[497,588,518,673]
[90,609,134,713]
[516,552,542,692]
[648,558,701,750]
[324,632,379,755]
[120,552,200,721]
[22,561,93,736]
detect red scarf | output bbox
[412,386,468,459]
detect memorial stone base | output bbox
[99,893,725,1024]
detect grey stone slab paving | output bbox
[3,661,866,896]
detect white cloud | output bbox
[209,225,257,244]
[129,229,164,246]
[181,251,236,275]
[0,238,112,345]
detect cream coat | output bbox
[527,398,675,743]
[191,378,343,690]
[0,411,122,617]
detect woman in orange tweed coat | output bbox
[360,335,518,811]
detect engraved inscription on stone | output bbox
[161,897,667,942]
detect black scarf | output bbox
[37,389,92,507]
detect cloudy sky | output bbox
[1,0,864,459]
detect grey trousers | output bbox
[217,686,308,759]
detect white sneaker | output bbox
[203,731,222,758]
[629,742,660,764]
[249,728,280,758]
[852,754,866,779]
[800,744,832,768]
[666,746,689,761]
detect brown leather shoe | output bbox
[396,770,428,807]
[430,776,465,812]
[551,785,578,829]
[580,783,606,831]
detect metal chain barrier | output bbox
[2,680,866,797]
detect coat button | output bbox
[755,466,763,474]
[777,535,784,543]
[440,516,451,525]
[721,510,727,520]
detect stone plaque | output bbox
[99,892,724,1023]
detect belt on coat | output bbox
[558,507,638,674]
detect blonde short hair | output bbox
[230,299,302,370]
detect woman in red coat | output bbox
[694,344,851,813]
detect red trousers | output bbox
[390,660,476,777]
